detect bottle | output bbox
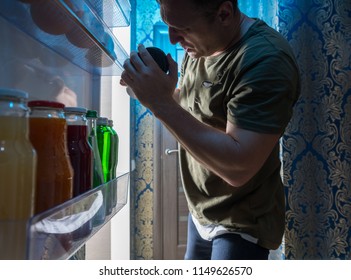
[96,117,112,215]
[108,119,119,208]
[86,110,105,225]
[96,117,111,183]
[64,107,93,197]
[0,88,37,260]
[64,107,94,240]
[28,100,73,215]
[108,119,119,180]
[86,110,104,188]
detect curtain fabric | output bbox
[278,0,351,260]
[241,0,351,260]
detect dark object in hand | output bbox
[141,47,169,73]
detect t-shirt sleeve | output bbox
[226,51,300,134]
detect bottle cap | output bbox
[86,110,98,118]
[97,117,109,125]
[0,88,28,100]
[108,119,113,127]
[64,107,87,114]
[28,100,65,109]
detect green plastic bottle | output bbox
[86,110,104,188]
[86,110,106,225]
[96,117,111,182]
[96,117,112,215]
[108,119,119,180]
[108,119,119,208]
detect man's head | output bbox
[156,0,241,58]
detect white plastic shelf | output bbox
[27,172,129,260]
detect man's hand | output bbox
[121,44,178,112]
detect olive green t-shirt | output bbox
[178,19,300,250]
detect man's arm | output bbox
[122,45,280,187]
[153,99,280,187]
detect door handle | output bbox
[165,149,179,155]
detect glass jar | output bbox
[0,88,37,260]
[64,107,92,197]
[28,100,73,215]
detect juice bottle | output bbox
[28,100,73,215]
[64,107,93,197]
[64,107,93,239]
[0,88,37,260]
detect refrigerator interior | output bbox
[0,0,131,260]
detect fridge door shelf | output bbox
[0,0,129,76]
[26,172,129,260]
[86,0,131,27]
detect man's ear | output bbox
[217,1,235,25]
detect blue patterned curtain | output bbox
[240,0,351,260]
[129,0,162,260]
[279,0,351,260]
[130,0,351,259]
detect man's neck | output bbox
[211,13,255,57]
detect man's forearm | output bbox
[152,101,252,187]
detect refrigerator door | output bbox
[0,0,131,260]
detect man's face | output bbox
[159,0,221,58]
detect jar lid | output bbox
[28,100,65,109]
[86,110,98,118]
[64,107,87,114]
[97,117,109,125]
[0,88,28,100]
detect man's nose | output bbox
[168,27,183,45]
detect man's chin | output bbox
[187,50,200,59]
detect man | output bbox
[122,0,300,260]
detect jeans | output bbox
[184,214,269,260]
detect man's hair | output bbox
[157,0,238,14]
[191,0,238,10]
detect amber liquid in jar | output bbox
[0,89,36,260]
[29,103,73,214]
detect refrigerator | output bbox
[0,0,131,260]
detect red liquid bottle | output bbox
[64,107,93,240]
[64,107,93,196]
